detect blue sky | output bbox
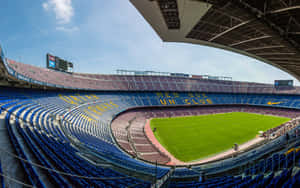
[0,0,298,85]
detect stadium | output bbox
[1,0,300,187]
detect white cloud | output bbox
[43,0,74,24]
[42,3,49,10]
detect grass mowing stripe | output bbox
[150,112,290,162]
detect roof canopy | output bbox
[130,0,300,80]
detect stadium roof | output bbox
[130,0,300,80]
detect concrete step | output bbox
[0,113,26,188]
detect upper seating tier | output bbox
[3,59,299,94]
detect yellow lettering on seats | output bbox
[109,101,119,107]
[70,95,83,103]
[188,93,194,98]
[95,105,106,112]
[100,104,108,109]
[156,92,163,97]
[165,92,170,98]
[88,106,102,116]
[192,99,199,104]
[85,95,92,99]
[206,99,213,104]
[172,92,179,98]
[76,94,87,101]
[58,94,78,105]
[184,99,191,105]
[99,104,109,110]
[104,103,113,109]
[160,99,167,105]
[91,94,99,99]
[168,99,175,105]
[199,99,206,104]
[83,109,99,120]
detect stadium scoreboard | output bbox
[170,73,189,77]
[274,80,293,87]
[46,54,73,72]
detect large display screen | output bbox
[47,54,56,69]
[170,73,189,77]
[274,80,293,87]
[46,53,73,72]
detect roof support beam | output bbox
[209,19,253,42]
[212,9,244,22]
[229,35,271,47]
[256,52,296,56]
[233,0,300,50]
[288,32,300,35]
[268,58,300,62]
[267,6,300,14]
[244,45,285,51]
[279,65,300,71]
[223,1,300,79]
[276,62,300,66]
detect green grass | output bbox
[150,112,290,162]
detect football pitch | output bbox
[150,112,290,162]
